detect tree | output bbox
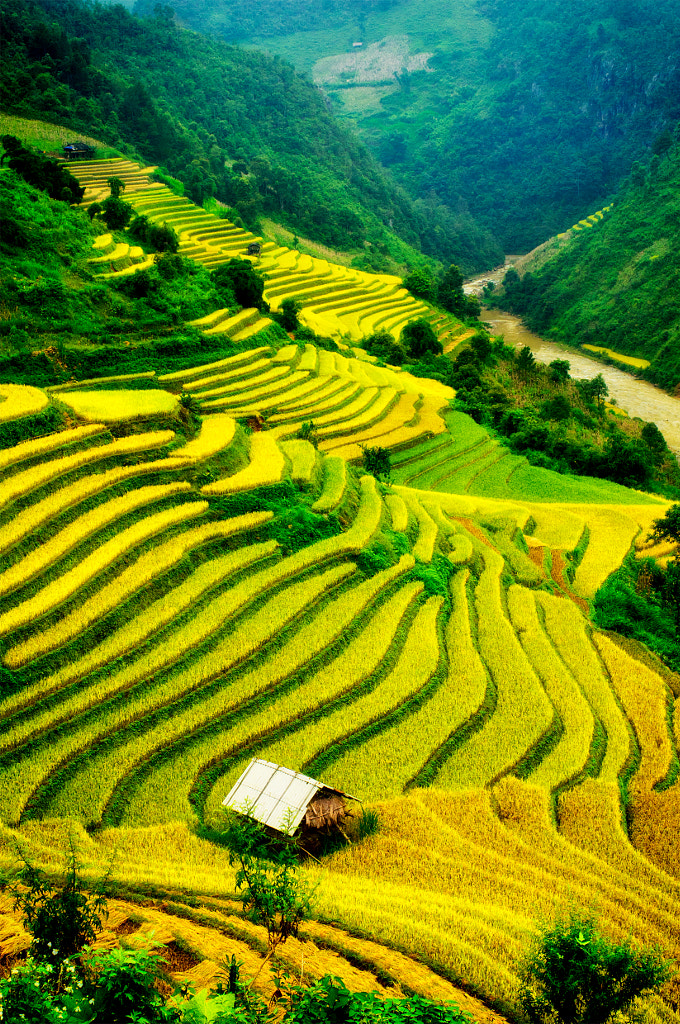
[516,345,536,379]
[363,329,407,365]
[106,176,126,198]
[148,222,179,253]
[549,359,571,384]
[519,912,670,1024]
[101,195,133,230]
[401,318,442,360]
[222,805,315,974]
[641,421,668,464]
[403,267,436,302]
[437,264,479,319]
[212,259,265,310]
[9,838,109,963]
[361,445,391,480]
[579,373,609,412]
[279,297,301,331]
[648,504,680,547]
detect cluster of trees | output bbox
[0,133,83,204]
[449,337,680,492]
[0,0,499,269]
[133,0,401,40]
[495,136,680,393]
[374,0,680,251]
[403,263,481,319]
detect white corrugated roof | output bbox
[222,759,326,833]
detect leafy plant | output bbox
[8,837,110,963]
[222,804,316,969]
[519,912,671,1024]
[361,445,391,481]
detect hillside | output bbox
[3,145,680,1023]
[0,0,501,272]
[494,143,680,394]
[158,0,680,250]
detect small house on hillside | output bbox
[223,759,354,841]
[63,142,95,159]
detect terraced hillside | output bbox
[1,326,679,1021]
[71,158,467,348]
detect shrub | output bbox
[9,839,109,963]
[279,297,301,331]
[212,259,266,310]
[401,319,442,360]
[519,912,671,1024]
[101,196,134,230]
[361,445,391,480]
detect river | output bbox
[464,265,680,458]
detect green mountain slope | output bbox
[168,0,680,251]
[0,0,501,271]
[495,145,680,392]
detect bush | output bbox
[279,297,301,331]
[519,912,671,1024]
[401,319,442,360]
[212,259,266,310]
[363,329,407,365]
[9,839,109,963]
[101,196,134,230]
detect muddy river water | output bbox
[464,265,680,458]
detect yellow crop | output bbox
[35,563,357,824]
[268,381,361,423]
[92,233,112,250]
[507,587,594,789]
[0,482,192,601]
[59,389,179,422]
[119,558,416,825]
[202,580,424,823]
[318,596,443,799]
[188,364,286,398]
[201,431,285,494]
[0,501,207,638]
[572,508,643,598]
[529,506,585,550]
[0,542,280,723]
[165,414,236,463]
[320,393,418,452]
[298,345,318,372]
[311,456,346,512]
[582,345,650,370]
[440,548,553,786]
[5,513,273,669]
[0,423,105,474]
[385,493,409,532]
[416,396,448,435]
[0,384,49,421]
[412,571,484,790]
[318,350,338,377]
[272,344,298,364]
[403,494,438,562]
[316,389,398,441]
[201,371,309,408]
[0,459,192,559]
[227,375,332,415]
[158,347,270,384]
[535,592,630,780]
[4,475,380,732]
[0,430,175,512]
[280,439,317,484]
[593,633,673,793]
[49,372,156,393]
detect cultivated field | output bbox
[1,151,679,1024]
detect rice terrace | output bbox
[3,109,680,1024]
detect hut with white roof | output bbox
[222,759,354,842]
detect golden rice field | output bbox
[2,155,680,1023]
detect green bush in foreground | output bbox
[519,912,670,1024]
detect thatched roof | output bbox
[222,759,353,834]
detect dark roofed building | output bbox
[63,142,95,160]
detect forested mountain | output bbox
[0,0,502,271]
[165,0,680,252]
[495,141,680,392]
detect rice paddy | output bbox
[2,150,680,1024]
